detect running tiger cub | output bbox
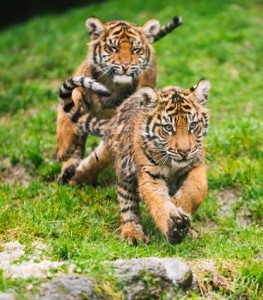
[70,79,211,244]
[57,16,183,184]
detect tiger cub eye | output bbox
[189,121,197,131]
[163,124,173,132]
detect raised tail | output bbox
[153,16,183,43]
[59,76,110,137]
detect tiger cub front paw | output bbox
[166,206,190,244]
[121,222,149,245]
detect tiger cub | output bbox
[57,16,183,184]
[70,79,211,244]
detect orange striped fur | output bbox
[56,16,183,184]
[72,79,211,244]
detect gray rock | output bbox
[37,258,192,300]
[154,258,193,288]
[112,257,192,299]
[0,294,16,300]
[37,276,101,300]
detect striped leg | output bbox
[57,88,88,184]
[58,134,87,184]
[69,139,111,185]
[117,178,149,245]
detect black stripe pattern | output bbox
[154,16,183,42]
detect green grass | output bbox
[0,0,262,298]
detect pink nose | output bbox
[178,149,190,158]
[121,64,130,71]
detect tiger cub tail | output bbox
[59,76,110,136]
[153,16,183,43]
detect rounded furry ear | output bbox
[142,19,160,43]
[190,79,211,105]
[86,17,105,40]
[137,87,157,107]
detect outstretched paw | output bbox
[58,163,78,184]
[121,223,149,246]
[166,207,190,244]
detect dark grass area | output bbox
[0,0,104,29]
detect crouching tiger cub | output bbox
[57,16,183,184]
[69,79,211,244]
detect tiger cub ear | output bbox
[191,79,211,105]
[142,19,160,43]
[86,17,105,40]
[137,87,157,107]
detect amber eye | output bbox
[189,121,197,131]
[163,124,173,132]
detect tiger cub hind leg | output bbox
[56,106,81,162]
[69,140,111,185]
[117,178,149,245]
[58,135,87,184]
[56,86,87,162]
[121,222,149,245]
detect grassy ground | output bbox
[0,0,262,298]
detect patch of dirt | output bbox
[22,107,40,120]
[189,259,240,297]
[0,158,31,187]
[200,219,219,232]
[230,68,239,79]
[245,103,253,115]
[217,188,239,217]
[255,252,263,261]
[217,188,254,226]
[196,189,240,233]
[236,208,254,227]
[0,114,13,125]
[22,103,57,121]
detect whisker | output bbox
[96,66,112,79]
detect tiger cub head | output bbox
[140,79,211,165]
[86,17,160,84]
